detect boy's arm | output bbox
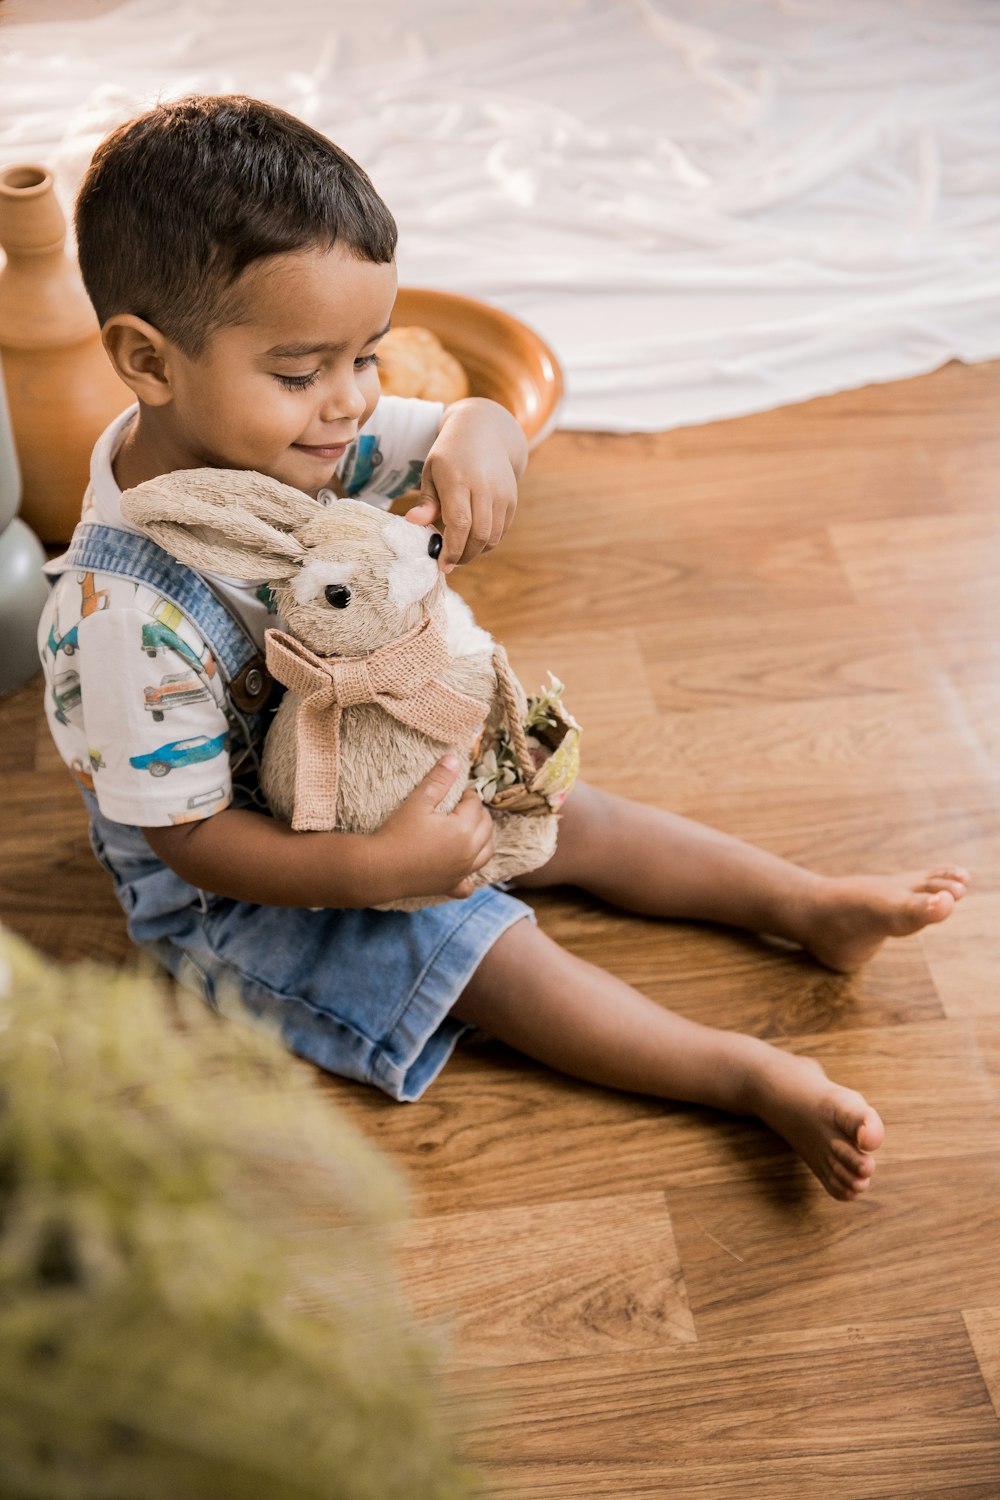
[404,397,528,570]
[142,757,495,908]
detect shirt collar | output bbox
[89,403,142,531]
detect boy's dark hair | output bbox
[75,94,397,355]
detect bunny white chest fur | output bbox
[442,588,493,658]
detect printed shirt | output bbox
[37,395,445,828]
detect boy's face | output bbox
[161,243,397,497]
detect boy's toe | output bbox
[919,876,967,899]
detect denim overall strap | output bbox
[56,523,276,787]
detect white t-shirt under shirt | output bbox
[37,395,445,828]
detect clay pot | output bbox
[0,163,131,543]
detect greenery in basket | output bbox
[0,928,478,1500]
[471,673,577,807]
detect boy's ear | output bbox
[101,315,173,406]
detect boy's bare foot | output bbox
[746,1050,884,1201]
[796,867,970,973]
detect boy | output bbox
[39,95,969,1202]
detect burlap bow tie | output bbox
[264,608,492,831]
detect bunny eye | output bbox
[291,560,355,606]
[427,532,443,559]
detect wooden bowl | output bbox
[391,287,563,448]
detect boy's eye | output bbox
[355,352,380,370]
[275,371,320,391]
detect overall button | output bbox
[230,655,272,712]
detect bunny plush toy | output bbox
[120,469,579,910]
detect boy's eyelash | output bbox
[273,354,379,391]
[275,371,320,390]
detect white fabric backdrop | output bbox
[2,0,1000,432]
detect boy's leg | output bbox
[453,918,884,1201]
[515,782,969,971]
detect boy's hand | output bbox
[373,755,495,900]
[405,397,527,570]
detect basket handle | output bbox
[491,647,536,785]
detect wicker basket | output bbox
[477,654,581,815]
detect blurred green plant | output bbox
[0,928,477,1499]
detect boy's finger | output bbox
[469,830,495,870]
[488,489,517,551]
[414,754,463,810]
[455,786,492,826]
[404,493,441,528]
[462,805,495,868]
[437,483,475,569]
[407,468,442,531]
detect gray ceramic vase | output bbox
[0,351,49,696]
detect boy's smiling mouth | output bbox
[293,441,351,460]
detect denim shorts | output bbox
[83,792,533,1101]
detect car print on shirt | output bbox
[151,595,184,631]
[78,571,110,617]
[51,668,82,725]
[143,671,212,721]
[140,620,218,679]
[46,620,80,658]
[169,785,230,824]
[385,458,425,501]
[342,433,383,496]
[129,731,228,778]
[68,749,105,791]
[68,758,94,791]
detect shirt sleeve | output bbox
[75,605,233,827]
[338,394,446,504]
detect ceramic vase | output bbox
[0,350,49,696]
[0,163,131,544]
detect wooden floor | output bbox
[3,360,1000,1496]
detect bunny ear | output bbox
[119,467,318,581]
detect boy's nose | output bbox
[321,375,367,423]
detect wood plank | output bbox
[641,603,1000,713]
[670,783,1000,891]
[502,627,659,726]
[390,1193,693,1367]
[456,526,856,642]
[460,1316,1000,1498]
[965,1309,1000,1424]
[831,511,1000,607]
[920,893,1000,1019]
[520,447,944,554]
[668,1154,1000,1338]
[572,687,986,809]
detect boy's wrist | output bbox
[437,397,528,475]
[365,824,427,905]
[275,824,427,909]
